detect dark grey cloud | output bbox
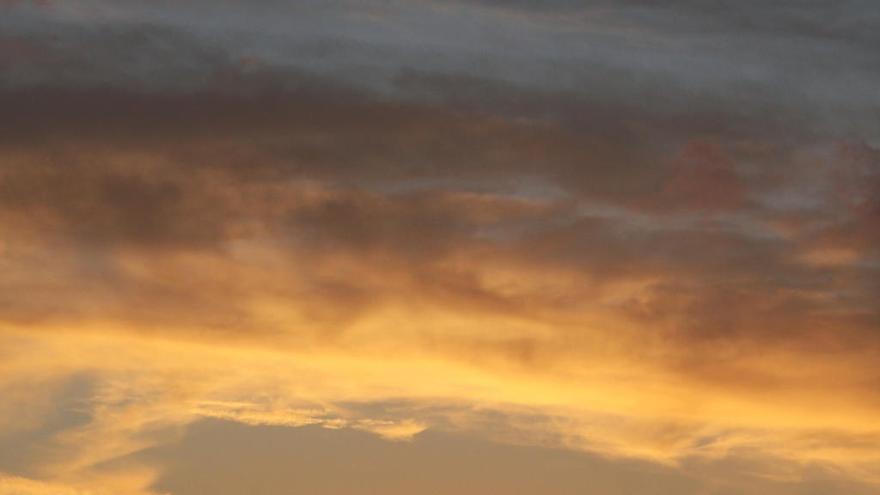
[2,0,878,140]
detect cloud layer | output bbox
[1,1,879,494]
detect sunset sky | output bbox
[1,1,879,494]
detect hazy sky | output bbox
[1,1,879,494]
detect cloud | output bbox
[0,474,97,495]
[2,315,879,493]
[1,1,878,493]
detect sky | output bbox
[1,1,879,494]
